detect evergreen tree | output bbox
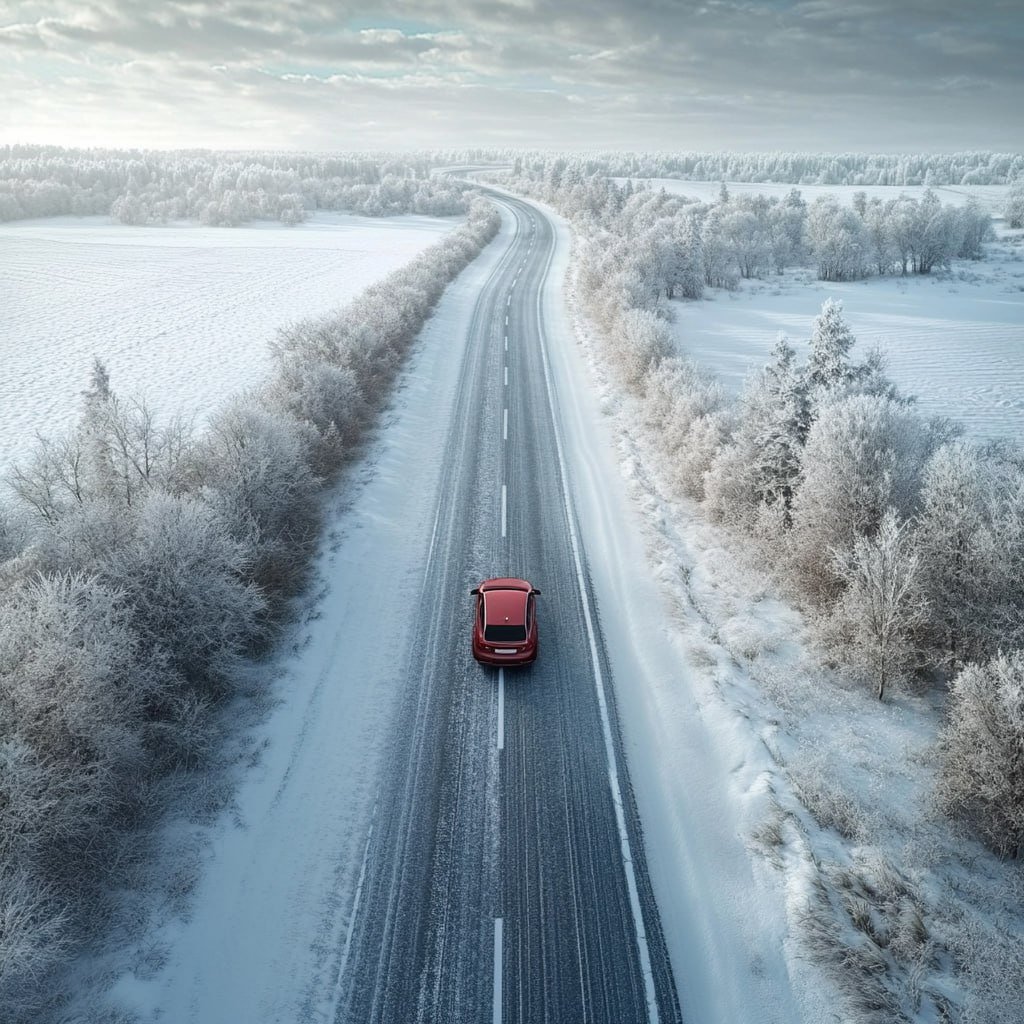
[806,298,857,394]
[754,334,811,507]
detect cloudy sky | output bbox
[1,0,1021,152]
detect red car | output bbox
[470,577,541,665]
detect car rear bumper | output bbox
[472,645,537,666]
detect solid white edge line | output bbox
[531,207,661,1024]
[501,483,507,538]
[497,667,505,751]
[333,796,379,1010]
[493,917,503,1024]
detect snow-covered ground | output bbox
[0,212,456,475]
[558,202,1024,1017]
[617,177,1014,214]
[669,235,1024,442]
[69,211,512,1024]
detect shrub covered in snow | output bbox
[938,651,1024,858]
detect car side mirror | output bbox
[470,588,480,595]
[531,588,541,596]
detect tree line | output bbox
[0,148,472,225]
[506,160,995,292]
[4,146,1023,228]
[0,198,500,1016]
[510,150,1024,186]
[498,157,1024,862]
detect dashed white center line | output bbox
[493,918,503,1024]
[503,407,508,440]
[504,335,508,351]
[507,294,511,305]
[497,668,505,750]
[501,483,507,537]
[504,365,508,386]
[505,314,509,326]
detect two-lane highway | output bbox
[337,194,682,1024]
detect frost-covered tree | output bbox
[195,399,321,597]
[704,334,808,526]
[614,308,673,392]
[721,209,770,279]
[664,215,704,299]
[829,509,926,699]
[938,650,1024,858]
[808,196,869,281]
[110,192,149,225]
[103,490,264,687]
[912,189,958,273]
[1006,186,1024,229]
[806,298,858,395]
[6,434,87,526]
[863,198,898,275]
[6,362,192,531]
[76,360,192,507]
[700,204,739,289]
[915,443,1001,668]
[643,357,730,499]
[768,197,806,272]
[790,394,936,599]
[0,572,147,873]
[956,198,993,259]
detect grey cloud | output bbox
[0,0,1020,149]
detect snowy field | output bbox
[669,235,1024,442]
[0,212,456,474]
[618,177,1014,214]
[609,179,1024,441]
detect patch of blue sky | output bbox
[343,16,451,36]
[258,64,443,81]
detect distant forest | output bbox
[1,147,1022,227]
[0,147,470,224]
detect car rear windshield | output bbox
[485,624,527,643]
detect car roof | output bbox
[479,577,532,592]
[482,586,529,627]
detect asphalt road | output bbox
[338,194,682,1024]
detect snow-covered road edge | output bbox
[532,198,819,1022]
